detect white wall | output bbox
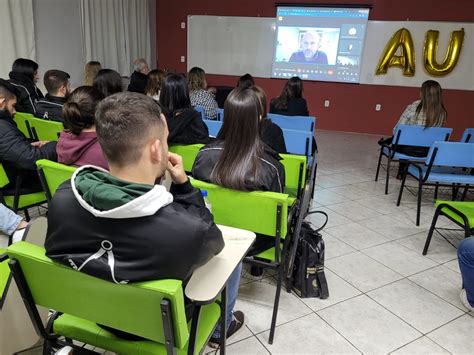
[33,0,85,90]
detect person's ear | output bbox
[149,138,163,164]
[0,98,5,110]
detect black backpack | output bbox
[291,211,329,299]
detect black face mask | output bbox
[0,108,13,120]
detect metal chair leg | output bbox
[416,181,423,226]
[397,168,408,206]
[423,206,442,255]
[434,183,439,200]
[385,158,391,195]
[268,265,283,345]
[375,149,383,181]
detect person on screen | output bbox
[289,31,328,64]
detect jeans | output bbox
[458,237,474,307]
[212,262,242,338]
[0,203,21,236]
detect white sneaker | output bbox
[55,346,73,355]
[460,289,474,312]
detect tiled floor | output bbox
[210,130,473,355]
[3,130,473,354]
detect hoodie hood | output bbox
[57,131,100,164]
[72,165,173,219]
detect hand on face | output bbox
[166,152,188,185]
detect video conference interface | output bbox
[271,7,370,83]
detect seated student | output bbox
[236,73,255,89]
[251,86,287,154]
[93,69,123,98]
[84,61,102,86]
[159,74,209,145]
[144,69,165,102]
[127,58,150,93]
[188,67,218,120]
[270,76,309,116]
[458,237,474,312]
[56,86,108,169]
[192,87,285,257]
[35,70,71,122]
[8,58,44,114]
[45,92,243,342]
[0,79,57,192]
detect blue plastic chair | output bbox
[460,128,474,143]
[375,125,453,194]
[397,141,474,226]
[204,119,223,137]
[194,106,206,121]
[267,113,315,135]
[282,128,313,157]
[216,108,224,121]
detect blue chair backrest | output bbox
[204,119,222,137]
[282,128,313,157]
[216,108,224,121]
[393,125,452,147]
[425,141,474,168]
[268,113,315,134]
[460,128,474,143]
[194,106,206,121]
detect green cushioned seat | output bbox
[434,201,474,226]
[280,153,307,199]
[25,116,64,141]
[7,241,223,353]
[13,112,34,138]
[36,159,76,201]
[169,144,204,173]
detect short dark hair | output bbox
[63,86,104,135]
[237,74,255,89]
[93,69,123,97]
[159,74,191,114]
[0,78,20,100]
[44,70,70,95]
[95,92,164,167]
[11,58,39,82]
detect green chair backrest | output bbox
[26,116,64,141]
[13,112,34,138]
[190,179,288,237]
[280,154,307,197]
[36,160,77,200]
[169,144,204,172]
[7,241,190,347]
[0,164,9,189]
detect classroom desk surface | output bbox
[185,224,255,303]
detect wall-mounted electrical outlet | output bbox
[375,104,381,111]
[324,100,330,107]
[181,22,186,29]
[180,55,185,63]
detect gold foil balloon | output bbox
[423,28,465,76]
[375,28,416,76]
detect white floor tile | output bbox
[326,252,403,292]
[321,231,357,260]
[311,188,347,205]
[427,315,474,354]
[318,295,421,354]
[224,336,269,355]
[326,222,390,250]
[368,279,464,333]
[363,242,438,277]
[443,259,461,274]
[305,206,351,229]
[409,265,465,310]
[326,200,383,222]
[390,336,450,354]
[257,313,361,353]
[396,231,457,264]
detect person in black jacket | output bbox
[159,74,209,145]
[251,86,287,154]
[127,58,149,93]
[8,58,44,114]
[0,79,57,192]
[35,70,71,122]
[270,76,309,116]
[45,92,244,342]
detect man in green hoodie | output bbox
[45,92,244,343]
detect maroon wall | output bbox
[156,0,474,138]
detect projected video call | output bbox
[272,7,370,83]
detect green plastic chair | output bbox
[13,112,34,139]
[423,201,474,255]
[0,163,46,216]
[7,240,225,354]
[169,144,205,173]
[280,153,307,201]
[25,116,64,141]
[190,178,288,344]
[36,159,77,202]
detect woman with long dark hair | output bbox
[159,74,209,144]
[92,69,123,98]
[270,76,309,116]
[8,58,43,114]
[57,86,108,169]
